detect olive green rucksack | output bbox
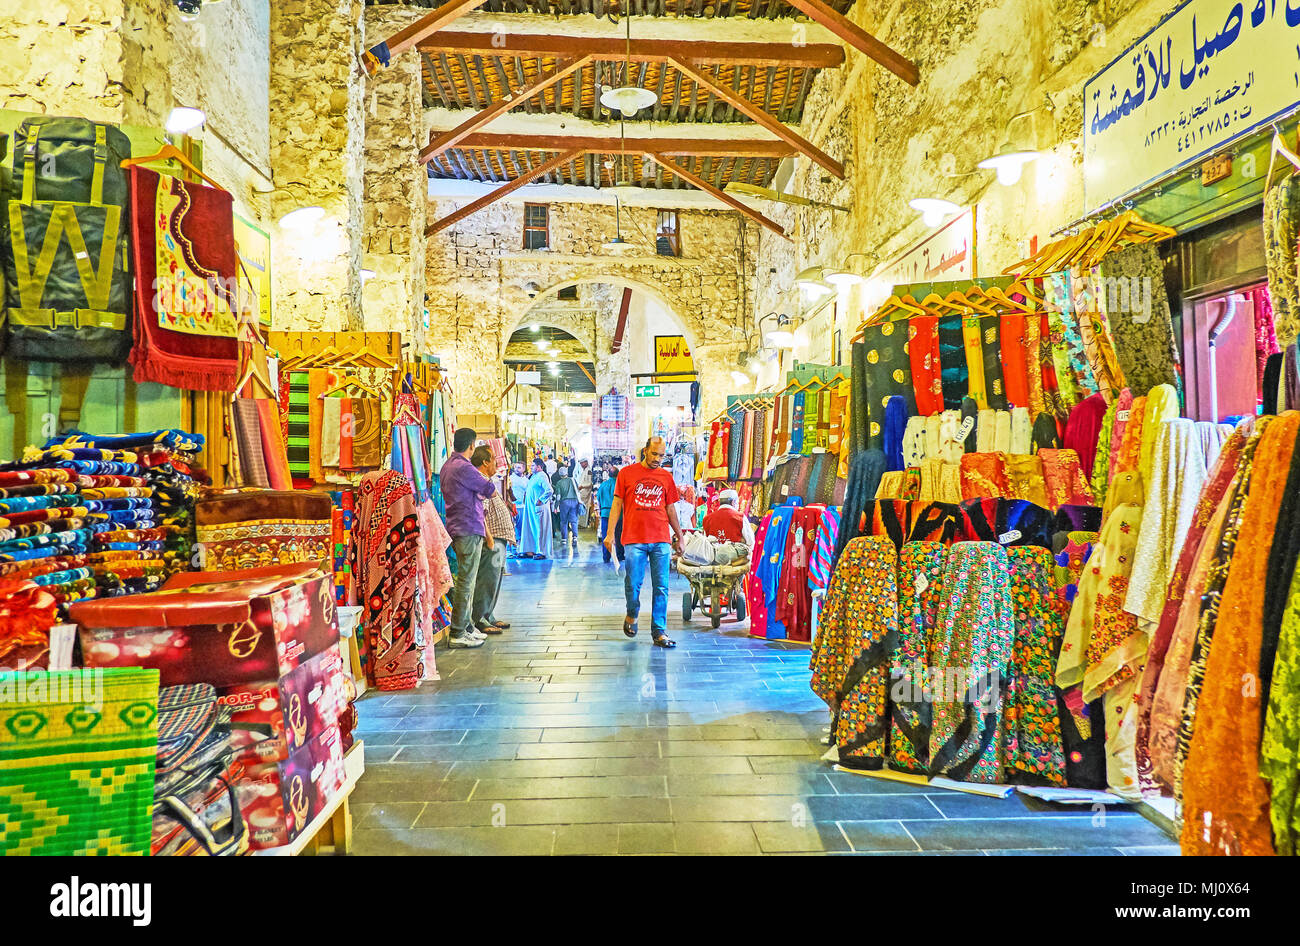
[2,116,133,362]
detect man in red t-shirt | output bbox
[701,489,747,543]
[604,436,683,648]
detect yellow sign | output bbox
[1083,0,1300,210]
[654,335,694,377]
[232,214,272,329]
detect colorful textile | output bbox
[1000,313,1030,410]
[861,320,914,451]
[1064,393,1107,475]
[745,513,774,639]
[959,452,1008,500]
[126,167,238,391]
[1181,413,1300,855]
[1003,545,1067,786]
[908,316,944,416]
[284,371,311,480]
[883,395,908,472]
[353,470,425,691]
[1038,447,1094,508]
[810,535,899,768]
[980,315,1008,409]
[937,315,968,410]
[232,400,269,489]
[0,668,159,855]
[256,398,292,490]
[1024,311,1046,414]
[351,398,385,469]
[961,315,987,409]
[928,541,1016,783]
[1262,551,1300,855]
[1264,172,1300,347]
[1099,243,1183,396]
[1057,501,1147,798]
[890,541,946,773]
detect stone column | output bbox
[362,5,428,349]
[269,0,366,332]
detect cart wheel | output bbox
[711,589,722,629]
[681,591,693,622]
[734,593,746,623]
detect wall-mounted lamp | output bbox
[279,206,324,231]
[908,197,962,228]
[164,106,206,135]
[794,266,833,300]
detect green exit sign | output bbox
[635,384,661,398]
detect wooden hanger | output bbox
[121,143,226,192]
[319,375,385,400]
[231,359,276,401]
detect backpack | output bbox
[2,116,133,361]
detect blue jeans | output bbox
[599,515,611,561]
[623,542,671,634]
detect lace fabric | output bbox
[1181,412,1300,855]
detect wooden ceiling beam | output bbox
[420,56,593,164]
[668,58,844,179]
[782,0,919,86]
[427,148,585,234]
[365,0,491,73]
[416,33,845,69]
[651,154,788,241]
[452,132,796,157]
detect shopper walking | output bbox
[518,457,554,559]
[508,461,529,552]
[471,446,513,634]
[554,463,581,549]
[597,465,618,563]
[438,427,496,649]
[603,437,684,648]
[575,458,593,528]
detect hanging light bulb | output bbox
[598,14,657,117]
[908,197,962,228]
[978,143,1041,185]
[730,371,749,387]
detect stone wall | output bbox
[749,0,1178,384]
[361,5,427,346]
[2,0,272,225]
[425,199,758,421]
[269,0,366,332]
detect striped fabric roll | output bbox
[285,371,312,479]
[807,507,840,593]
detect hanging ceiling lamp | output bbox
[599,13,657,118]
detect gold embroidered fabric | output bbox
[1004,454,1049,507]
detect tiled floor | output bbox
[351,536,1178,855]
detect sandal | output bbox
[652,634,677,649]
[623,616,638,638]
[490,620,511,629]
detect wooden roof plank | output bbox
[669,56,843,179]
[416,33,844,69]
[653,153,787,238]
[781,0,919,86]
[420,55,591,164]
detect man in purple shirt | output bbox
[439,427,498,648]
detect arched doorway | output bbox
[510,279,701,453]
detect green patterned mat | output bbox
[1,668,159,855]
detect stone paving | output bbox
[351,538,1178,855]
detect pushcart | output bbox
[677,559,749,629]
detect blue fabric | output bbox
[883,395,908,471]
[791,393,805,454]
[519,471,554,557]
[623,541,672,632]
[756,504,798,640]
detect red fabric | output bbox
[339,397,354,468]
[614,464,679,545]
[1038,312,1061,411]
[1063,392,1108,474]
[256,398,292,490]
[773,505,820,642]
[908,316,944,416]
[1000,314,1030,409]
[127,166,238,392]
[702,506,746,543]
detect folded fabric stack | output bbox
[35,429,207,599]
[151,683,246,856]
[0,667,160,855]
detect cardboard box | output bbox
[217,644,349,764]
[236,724,346,850]
[72,562,339,688]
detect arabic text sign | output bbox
[654,335,694,375]
[876,209,975,287]
[1083,0,1300,210]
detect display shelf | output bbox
[252,740,365,857]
